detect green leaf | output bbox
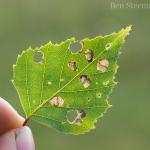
[12,26,131,134]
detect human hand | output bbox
[0,97,35,150]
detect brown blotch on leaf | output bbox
[50,96,64,107]
[78,110,86,118]
[68,61,77,71]
[80,75,91,88]
[80,75,87,83]
[97,59,109,72]
[85,50,94,62]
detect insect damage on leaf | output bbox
[68,61,77,71]
[12,26,132,135]
[85,50,94,62]
[80,75,91,88]
[50,96,64,107]
[97,59,109,72]
[66,110,86,126]
[33,51,44,64]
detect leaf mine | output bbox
[68,61,77,71]
[33,51,44,64]
[66,110,86,126]
[80,75,91,88]
[50,96,64,107]
[85,50,94,62]
[97,59,109,72]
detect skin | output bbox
[0,97,35,150]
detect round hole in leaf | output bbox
[33,51,44,64]
[66,110,78,123]
[70,42,82,53]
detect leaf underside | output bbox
[12,26,131,134]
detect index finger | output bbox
[0,97,24,135]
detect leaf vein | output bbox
[33,114,63,124]
[60,85,113,93]
[25,54,31,114]
[58,47,69,88]
[42,105,108,110]
[40,45,49,104]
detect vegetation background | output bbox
[0,0,149,150]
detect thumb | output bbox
[0,126,35,150]
[0,97,24,135]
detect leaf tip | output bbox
[123,25,132,36]
[127,24,132,31]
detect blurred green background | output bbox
[0,0,149,150]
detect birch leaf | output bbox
[12,26,131,134]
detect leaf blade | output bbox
[13,26,131,134]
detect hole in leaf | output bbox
[49,96,64,107]
[66,110,86,125]
[105,43,112,50]
[80,75,91,88]
[66,110,78,123]
[68,61,77,71]
[85,50,94,62]
[97,59,109,72]
[33,51,43,64]
[70,42,82,53]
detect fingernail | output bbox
[15,126,35,150]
